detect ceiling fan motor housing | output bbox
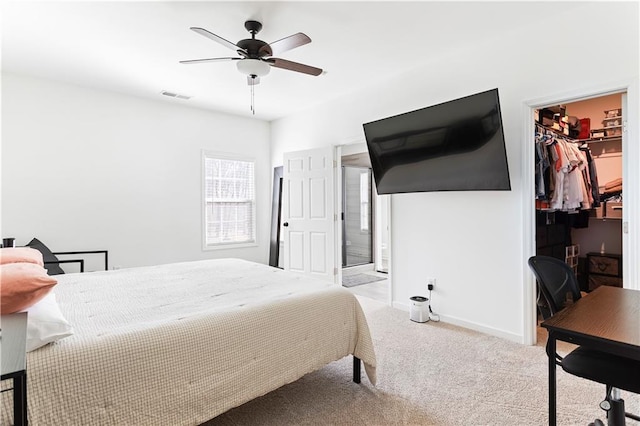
[237,38,271,58]
[238,20,273,58]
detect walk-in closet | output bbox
[534,93,623,308]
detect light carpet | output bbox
[204,296,640,425]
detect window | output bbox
[203,152,256,248]
[360,171,369,232]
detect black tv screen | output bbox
[363,88,511,194]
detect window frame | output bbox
[201,150,258,251]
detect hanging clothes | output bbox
[534,133,551,199]
[534,124,600,213]
[580,146,601,207]
[565,141,591,210]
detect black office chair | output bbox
[528,255,640,426]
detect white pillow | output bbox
[22,291,73,352]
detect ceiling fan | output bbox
[180,20,323,87]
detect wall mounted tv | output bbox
[363,88,511,194]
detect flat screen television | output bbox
[363,88,511,194]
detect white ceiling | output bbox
[1,1,579,121]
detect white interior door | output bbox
[282,146,336,282]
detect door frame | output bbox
[336,142,393,306]
[341,165,374,268]
[522,78,639,345]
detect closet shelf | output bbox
[592,125,622,131]
[585,136,622,143]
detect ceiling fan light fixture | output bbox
[236,59,270,77]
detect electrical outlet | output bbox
[427,278,436,291]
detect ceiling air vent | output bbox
[161,91,191,100]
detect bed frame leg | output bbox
[353,356,361,383]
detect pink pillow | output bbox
[0,247,45,267]
[1,263,57,314]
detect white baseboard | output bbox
[392,301,524,344]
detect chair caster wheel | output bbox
[599,400,611,411]
[588,419,605,426]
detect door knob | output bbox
[283,222,289,227]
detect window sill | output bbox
[202,242,258,251]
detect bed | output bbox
[2,258,376,425]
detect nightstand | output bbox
[586,252,623,291]
[1,312,28,426]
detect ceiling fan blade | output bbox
[269,58,322,76]
[190,27,248,56]
[247,76,260,86]
[260,32,311,56]
[179,57,240,64]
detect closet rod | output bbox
[535,123,586,144]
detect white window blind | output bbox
[203,153,256,247]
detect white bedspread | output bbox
[1,258,376,425]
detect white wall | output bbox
[271,3,639,342]
[1,72,271,271]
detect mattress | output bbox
[1,258,376,425]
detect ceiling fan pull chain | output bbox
[250,77,255,115]
[251,79,254,114]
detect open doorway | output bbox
[342,164,372,267]
[339,144,390,304]
[527,89,628,344]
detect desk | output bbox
[541,286,640,426]
[1,313,28,426]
